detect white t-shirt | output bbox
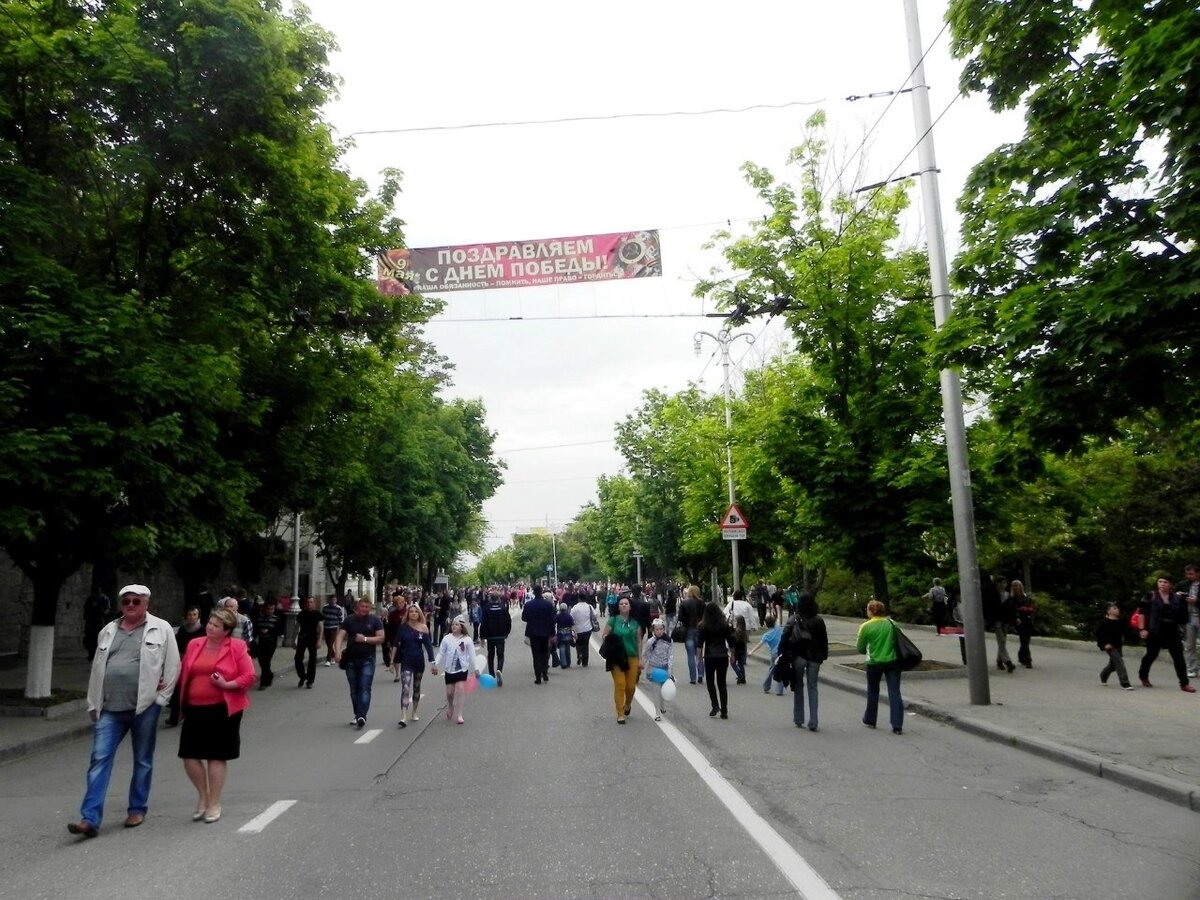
[729,598,757,630]
[570,601,596,633]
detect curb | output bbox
[812,665,1199,813]
[0,721,92,766]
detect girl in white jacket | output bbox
[432,616,477,724]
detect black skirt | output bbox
[178,703,243,761]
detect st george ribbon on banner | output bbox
[376,230,662,295]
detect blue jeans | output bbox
[792,658,821,727]
[557,632,573,668]
[731,644,747,681]
[763,656,784,694]
[864,662,904,731]
[685,628,704,682]
[344,657,376,719]
[80,704,162,827]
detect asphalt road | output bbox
[3,638,1197,900]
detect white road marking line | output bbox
[612,644,841,900]
[641,696,842,899]
[237,800,297,834]
[354,728,382,744]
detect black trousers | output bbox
[1015,620,1034,665]
[575,630,591,666]
[486,638,506,676]
[258,643,277,687]
[294,638,319,685]
[704,656,729,713]
[529,636,550,680]
[1139,628,1189,686]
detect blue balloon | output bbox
[478,673,498,689]
[648,667,669,684]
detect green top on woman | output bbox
[856,616,897,664]
[608,615,640,657]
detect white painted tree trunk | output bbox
[24,625,55,698]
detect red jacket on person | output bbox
[179,637,257,716]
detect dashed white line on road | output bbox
[354,728,383,744]
[237,800,297,834]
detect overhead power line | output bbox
[496,438,613,454]
[346,99,829,137]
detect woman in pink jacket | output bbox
[177,607,257,823]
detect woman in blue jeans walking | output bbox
[857,599,905,735]
[785,594,828,731]
[678,584,706,684]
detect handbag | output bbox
[670,623,686,642]
[892,622,922,671]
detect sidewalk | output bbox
[0,657,95,763]
[795,617,1200,812]
[3,623,1198,812]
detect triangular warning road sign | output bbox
[719,503,748,529]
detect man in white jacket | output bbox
[67,584,180,838]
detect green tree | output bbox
[582,477,639,582]
[468,545,517,588]
[944,0,1200,449]
[697,114,944,599]
[0,0,436,696]
[615,387,727,583]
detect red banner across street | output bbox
[376,230,662,295]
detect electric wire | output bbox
[426,312,711,323]
[496,438,613,454]
[346,98,830,137]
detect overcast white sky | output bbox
[297,0,1023,558]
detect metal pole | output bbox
[719,333,741,594]
[903,0,989,705]
[291,512,301,601]
[551,529,558,589]
[695,327,754,594]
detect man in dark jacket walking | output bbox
[522,590,556,684]
[479,591,512,685]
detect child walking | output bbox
[641,618,675,721]
[432,616,477,724]
[730,615,749,684]
[748,615,784,695]
[1098,603,1134,690]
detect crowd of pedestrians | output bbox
[63,566,1199,840]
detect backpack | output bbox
[790,617,812,644]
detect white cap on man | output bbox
[117,584,151,598]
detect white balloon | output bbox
[475,654,488,672]
[660,680,677,702]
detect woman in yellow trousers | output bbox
[601,594,641,723]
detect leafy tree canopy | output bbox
[944,0,1200,449]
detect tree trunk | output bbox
[173,552,221,620]
[23,564,73,698]
[869,560,890,604]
